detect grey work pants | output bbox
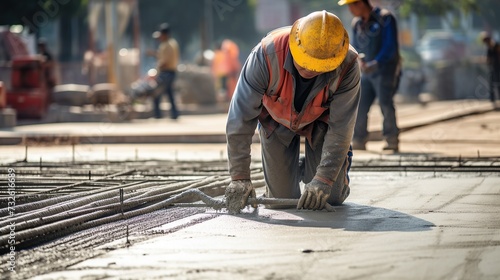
[259,123,352,206]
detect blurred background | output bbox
[0,0,499,120]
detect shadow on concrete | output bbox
[242,202,435,232]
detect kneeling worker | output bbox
[225,11,360,211]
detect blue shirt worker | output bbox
[480,31,500,104]
[225,11,360,211]
[339,0,401,152]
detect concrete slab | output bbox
[0,100,495,145]
[366,99,496,141]
[1,103,498,164]
[0,113,233,145]
[0,143,239,164]
[0,108,16,128]
[3,101,499,279]
[399,111,500,157]
[31,172,500,279]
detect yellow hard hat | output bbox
[289,10,349,72]
[338,0,361,6]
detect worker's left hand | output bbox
[297,179,331,210]
[361,60,378,73]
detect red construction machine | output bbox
[0,81,5,109]
[6,56,50,119]
[1,30,50,119]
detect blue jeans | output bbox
[153,71,178,119]
[354,69,400,144]
[490,70,500,102]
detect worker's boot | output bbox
[383,138,399,152]
[351,139,366,150]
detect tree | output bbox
[470,0,500,31]
[399,0,500,30]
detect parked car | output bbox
[398,47,426,101]
[416,30,467,65]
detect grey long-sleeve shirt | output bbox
[226,43,361,184]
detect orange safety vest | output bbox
[258,27,356,142]
[211,49,231,77]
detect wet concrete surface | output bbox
[31,172,500,280]
[1,101,499,279]
[1,208,207,279]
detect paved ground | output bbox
[0,100,498,162]
[33,172,500,280]
[0,100,496,146]
[2,99,500,279]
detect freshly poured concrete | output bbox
[34,173,500,279]
[5,101,499,279]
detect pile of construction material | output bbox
[129,64,218,105]
[49,64,218,122]
[50,83,134,122]
[175,64,217,105]
[52,83,130,107]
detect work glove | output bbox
[225,180,257,213]
[297,179,331,210]
[361,60,378,74]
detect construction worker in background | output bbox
[225,11,360,211]
[222,39,241,100]
[480,31,500,104]
[147,23,180,119]
[212,40,231,100]
[211,39,241,101]
[37,38,57,102]
[339,0,401,152]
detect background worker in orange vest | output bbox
[221,39,241,100]
[212,41,230,99]
[211,39,241,101]
[225,11,361,211]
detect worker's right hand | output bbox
[225,180,257,210]
[297,179,331,210]
[361,60,378,73]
